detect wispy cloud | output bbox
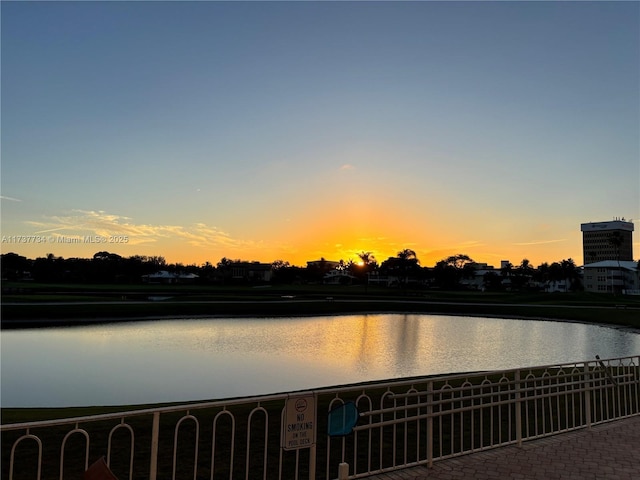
[0,195,22,202]
[513,239,567,246]
[25,210,249,248]
[339,164,356,171]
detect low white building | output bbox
[582,260,639,294]
[142,271,199,284]
[460,263,498,290]
[544,279,572,293]
[323,269,356,285]
[229,262,273,282]
[366,272,399,287]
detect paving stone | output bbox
[367,416,640,480]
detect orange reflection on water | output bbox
[3,315,639,407]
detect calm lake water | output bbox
[2,314,639,407]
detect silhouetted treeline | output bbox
[0,250,586,291]
[1,252,171,284]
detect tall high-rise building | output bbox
[581,219,634,265]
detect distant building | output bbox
[544,279,573,293]
[581,219,634,265]
[323,269,356,285]
[142,271,199,284]
[460,263,498,290]
[229,262,273,282]
[582,260,640,294]
[366,272,397,287]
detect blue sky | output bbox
[1,1,638,266]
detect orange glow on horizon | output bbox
[1,189,591,268]
[1,234,589,269]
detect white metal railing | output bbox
[2,355,639,480]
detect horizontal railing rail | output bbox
[2,355,638,480]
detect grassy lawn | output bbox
[5,281,640,303]
[2,282,640,329]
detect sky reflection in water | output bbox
[2,314,638,407]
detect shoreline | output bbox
[3,303,640,334]
[4,287,640,330]
[2,307,638,417]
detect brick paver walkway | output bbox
[367,416,640,479]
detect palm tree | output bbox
[500,262,513,277]
[356,251,377,292]
[518,258,533,273]
[396,249,419,288]
[357,251,376,266]
[514,259,534,290]
[534,262,550,285]
[397,249,418,262]
[560,258,581,292]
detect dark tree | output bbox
[0,253,31,281]
[443,254,473,270]
[561,258,582,291]
[433,254,474,289]
[305,257,333,283]
[432,260,458,289]
[271,260,290,271]
[32,254,64,282]
[483,271,503,291]
[511,259,534,290]
[271,261,304,284]
[380,249,422,288]
[351,251,378,287]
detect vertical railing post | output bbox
[584,362,592,429]
[149,412,160,480]
[426,381,433,468]
[309,444,317,480]
[337,462,349,480]
[309,392,317,480]
[515,370,522,447]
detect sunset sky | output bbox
[2,1,638,268]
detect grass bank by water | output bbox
[3,283,640,329]
[2,284,639,426]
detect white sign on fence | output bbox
[282,394,316,450]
